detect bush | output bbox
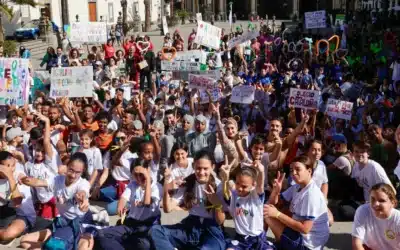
[167,15,180,27]
[2,40,17,57]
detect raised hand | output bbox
[301,109,310,123]
[219,155,236,182]
[252,160,264,174]
[272,171,285,193]
[203,184,221,206]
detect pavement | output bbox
[7,20,353,250]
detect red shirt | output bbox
[123,42,134,56]
[104,44,115,59]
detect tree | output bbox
[144,0,151,32]
[0,0,37,43]
[121,0,128,34]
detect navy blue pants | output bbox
[150,215,226,250]
[226,231,276,250]
[95,216,160,250]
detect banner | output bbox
[326,98,353,120]
[228,30,259,49]
[289,88,320,110]
[172,70,221,81]
[50,66,94,98]
[162,16,169,35]
[188,74,216,90]
[161,61,201,71]
[0,58,30,105]
[194,21,222,49]
[70,22,107,43]
[231,85,255,104]
[174,50,208,64]
[305,10,326,29]
[200,88,221,104]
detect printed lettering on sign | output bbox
[288,88,320,110]
[0,58,30,105]
[231,85,255,104]
[188,74,217,90]
[326,98,353,120]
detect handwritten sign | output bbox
[172,70,221,81]
[70,22,107,43]
[305,10,326,29]
[50,66,94,98]
[228,30,259,49]
[327,98,353,120]
[200,88,220,104]
[174,50,208,64]
[194,21,222,49]
[188,74,216,90]
[289,88,320,110]
[162,16,169,35]
[0,58,30,105]
[231,85,255,104]
[161,61,201,71]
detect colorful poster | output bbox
[326,98,353,120]
[194,21,222,49]
[231,85,255,104]
[161,61,201,71]
[50,66,94,98]
[70,22,107,43]
[288,88,320,110]
[200,88,221,104]
[228,30,259,49]
[0,58,30,105]
[305,10,327,29]
[188,74,216,90]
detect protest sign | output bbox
[326,98,353,120]
[161,61,201,71]
[194,21,222,49]
[335,14,345,26]
[231,85,255,104]
[174,50,208,64]
[289,88,320,110]
[254,89,269,104]
[115,63,126,77]
[196,13,202,21]
[200,88,220,104]
[162,16,169,35]
[227,30,259,49]
[172,70,221,81]
[188,74,216,90]
[305,10,326,29]
[0,58,30,105]
[70,22,107,43]
[50,66,94,98]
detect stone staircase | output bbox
[18,37,57,58]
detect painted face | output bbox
[235,174,255,197]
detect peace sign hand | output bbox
[203,184,221,206]
[219,156,236,182]
[272,171,285,193]
[301,109,310,123]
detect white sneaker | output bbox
[93,210,110,226]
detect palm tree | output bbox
[121,0,128,34]
[0,0,37,43]
[144,0,151,32]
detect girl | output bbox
[79,129,103,187]
[150,150,226,250]
[352,183,400,250]
[221,155,275,250]
[264,155,330,250]
[20,153,94,250]
[164,142,193,188]
[94,159,162,250]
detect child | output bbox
[221,155,275,250]
[94,158,162,250]
[164,142,193,188]
[79,129,103,187]
[150,150,226,250]
[0,151,36,245]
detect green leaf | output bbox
[0,3,14,21]
[9,0,37,7]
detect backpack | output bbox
[43,217,81,250]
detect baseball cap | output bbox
[332,134,347,144]
[6,127,23,142]
[132,120,143,130]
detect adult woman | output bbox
[40,47,56,71]
[264,155,330,250]
[20,153,94,250]
[123,38,134,56]
[105,57,118,79]
[68,48,81,66]
[104,39,115,62]
[126,47,138,83]
[150,150,226,250]
[352,183,400,249]
[115,50,125,66]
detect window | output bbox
[108,3,114,22]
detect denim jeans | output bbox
[150,215,225,250]
[100,186,118,216]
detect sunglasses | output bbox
[115,136,126,141]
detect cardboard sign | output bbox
[227,30,259,49]
[326,98,353,120]
[188,74,216,90]
[70,22,107,43]
[162,16,169,35]
[50,66,94,98]
[288,88,320,110]
[200,88,220,104]
[231,85,255,104]
[161,61,201,71]
[0,58,30,105]
[172,70,221,81]
[138,60,148,69]
[305,10,327,29]
[194,21,222,49]
[196,13,202,21]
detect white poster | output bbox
[70,22,107,43]
[326,98,353,120]
[188,74,217,90]
[200,88,221,104]
[172,70,221,81]
[288,88,320,110]
[162,16,169,35]
[305,10,327,29]
[174,50,208,64]
[161,61,201,71]
[194,21,222,49]
[228,30,259,49]
[231,85,255,104]
[196,13,202,21]
[50,66,94,98]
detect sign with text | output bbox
[228,30,259,49]
[50,66,94,98]
[200,88,221,104]
[188,74,216,90]
[174,50,208,64]
[305,10,326,29]
[172,70,221,81]
[161,61,201,71]
[0,58,30,105]
[289,88,320,110]
[327,98,353,120]
[196,13,202,21]
[194,21,222,49]
[162,16,169,35]
[70,22,107,43]
[231,85,255,104]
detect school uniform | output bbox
[95,181,162,250]
[352,204,400,249]
[167,158,194,183]
[279,180,330,250]
[150,178,226,250]
[226,189,275,250]
[81,147,103,176]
